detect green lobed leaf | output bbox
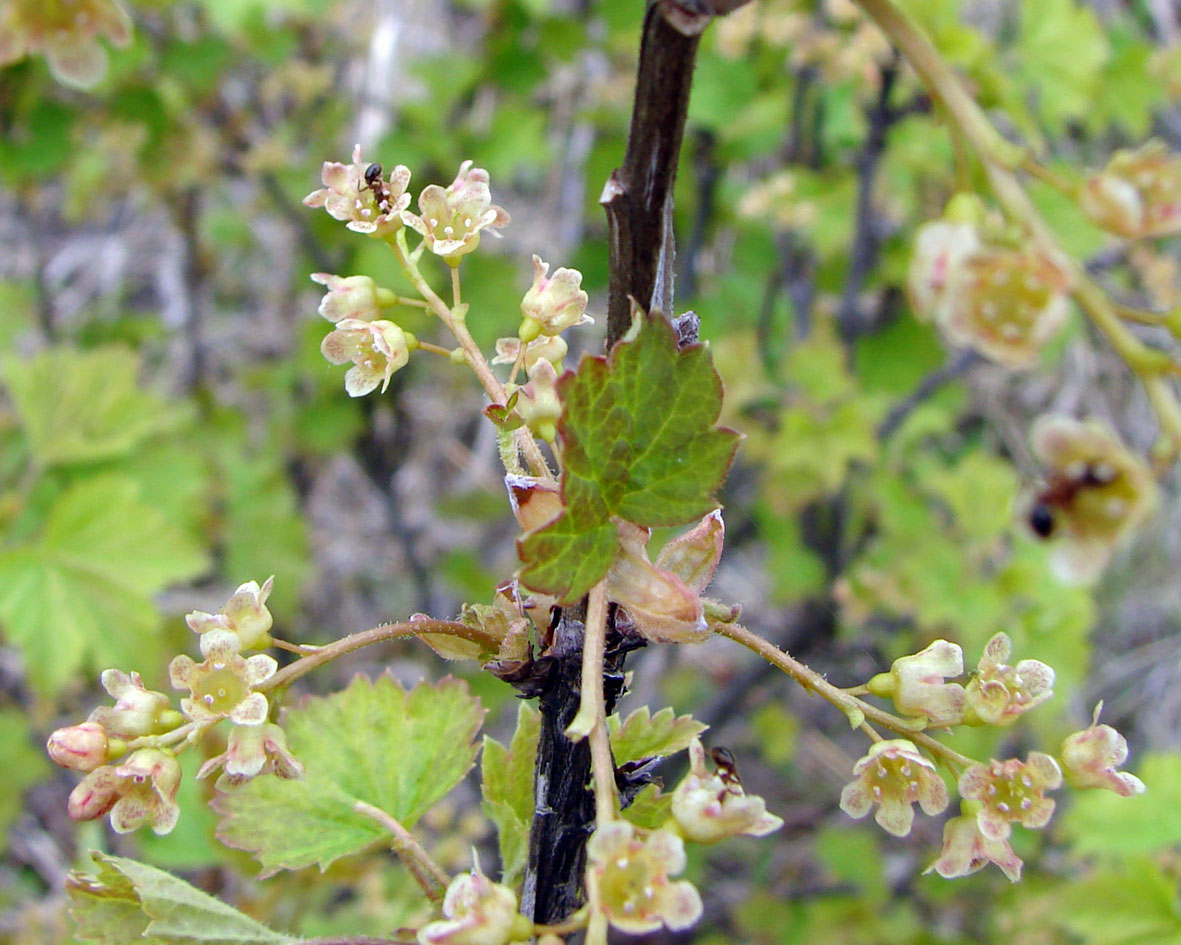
[68,853,292,945]
[1051,862,1181,945]
[608,706,706,765]
[1016,0,1108,132]
[0,475,209,695]
[620,782,671,830]
[481,702,540,887]
[2,346,187,467]
[518,314,740,601]
[215,674,485,875]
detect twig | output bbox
[565,581,617,824]
[876,349,980,440]
[353,800,449,901]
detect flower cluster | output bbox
[850,632,1144,881]
[0,0,132,88]
[909,212,1072,368]
[46,579,301,835]
[1027,415,1157,582]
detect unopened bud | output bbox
[47,722,109,772]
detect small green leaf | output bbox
[621,782,671,830]
[608,706,706,765]
[1016,0,1108,132]
[215,674,485,874]
[68,852,293,945]
[519,314,740,601]
[2,347,186,467]
[0,476,208,695]
[481,702,539,887]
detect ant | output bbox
[363,162,393,215]
[1028,461,1117,538]
[710,746,743,793]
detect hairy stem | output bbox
[354,801,449,901]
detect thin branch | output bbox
[876,350,980,440]
[353,801,449,901]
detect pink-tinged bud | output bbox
[1080,140,1181,238]
[958,753,1062,841]
[219,577,275,651]
[1060,704,1145,797]
[88,669,175,738]
[925,809,1023,883]
[585,821,702,936]
[417,860,528,945]
[402,161,509,261]
[311,273,398,324]
[868,640,965,727]
[519,255,593,339]
[838,739,948,837]
[1028,416,1157,583]
[48,722,109,772]
[608,522,708,644]
[67,765,123,821]
[321,318,413,397]
[671,739,783,844]
[963,632,1053,726]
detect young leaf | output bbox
[0,476,209,695]
[215,674,485,875]
[3,347,187,467]
[481,702,540,887]
[519,314,740,601]
[620,782,672,830]
[608,706,706,765]
[68,852,293,945]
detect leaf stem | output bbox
[353,800,449,901]
[257,619,498,695]
[565,581,617,824]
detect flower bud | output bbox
[1060,704,1145,797]
[512,359,562,443]
[311,273,398,324]
[519,255,593,339]
[868,640,965,727]
[88,669,176,738]
[47,721,110,773]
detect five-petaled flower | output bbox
[321,318,415,397]
[585,821,702,940]
[403,161,509,261]
[302,145,411,235]
[1061,704,1146,797]
[186,577,276,651]
[671,739,784,844]
[958,753,1062,841]
[0,0,133,88]
[1029,415,1157,582]
[197,721,304,790]
[169,630,276,726]
[868,640,966,727]
[838,739,949,837]
[925,809,1023,883]
[963,632,1054,727]
[67,747,182,835]
[417,859,530,945]
[518,255,593,341]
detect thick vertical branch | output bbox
[601,0,709,344]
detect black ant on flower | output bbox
[1027,461,1118,538]
[363,162,393,215]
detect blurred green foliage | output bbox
[2,0,1180,942]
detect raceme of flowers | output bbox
[45,579,301,836]
[852,632,1143,881]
